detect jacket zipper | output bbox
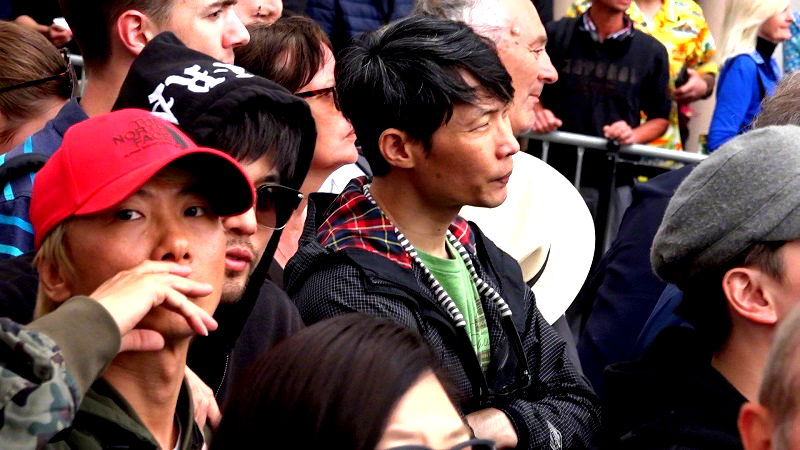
[214,353,230,398]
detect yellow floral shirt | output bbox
[567,0,718,150]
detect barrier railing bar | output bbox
[525,130,707,164]
[575,146,585,189]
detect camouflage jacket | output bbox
[0,297,120,449]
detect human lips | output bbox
[225,247,253,272]
[494,170,513,185]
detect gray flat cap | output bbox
[652,125,800,287]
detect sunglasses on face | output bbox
[0,49,76,97]
[255,184,304,230]
[296,86,340,111]
[388,438,496,450]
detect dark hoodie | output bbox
[113,32,317,400]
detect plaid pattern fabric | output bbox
[317,177,473,269]
[287,185,601,449]
[580,11,634,42]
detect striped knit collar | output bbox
[316,176,475,269]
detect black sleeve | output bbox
[11,0,61,24]
[0,252,38,324]
[494,286,601,449]
[640,37,672,121]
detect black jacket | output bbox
[286,187,601,449]
[114,32,316,401]
[601,327,745,449]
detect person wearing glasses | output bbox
[0,21,73,154]
[112,31,316,424]
[214,314,497,450]
[285,15,600,449]
[234,16,361,283]
[0,0,251,260]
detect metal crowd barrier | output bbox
[524,130,708,258]
[526,130,707,189]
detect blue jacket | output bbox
[305,0,413,51]
[708,52,779,152]
[0,99,88,259]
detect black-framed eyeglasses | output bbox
[296,86,340,111]
[0,49,75,96]
[255,184,304,230]
[388,438,496,450]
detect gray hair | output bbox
[752,71,800,129]
[413,0,510,41]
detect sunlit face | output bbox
[161,0,251,63]
[411,86,519,211]
[493,0,557,134]
[375,372,471,450]
[234,0,283,25]
[296,45,358,177]
[759,7,793,44]
[64,167,226,338]
[220,155,279,303]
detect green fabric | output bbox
[46,378,202,449]
[418,240,491,371]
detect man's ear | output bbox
[37,260,73,304]
[723,267,777,325]
[738,403,774,450]
[116,10,160,57]
[377,128,424,170]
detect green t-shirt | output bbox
[418,240,491,371]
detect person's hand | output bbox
[185,366,221,430]
[89,260,218,352]
[46,24,72,47]
[466,408,518,449]
[603,120,635,145]
[532,103,562,134]
[673,69,709,103]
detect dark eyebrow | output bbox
[254,171,281,185]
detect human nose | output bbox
[538,50,558,84]
[497,115,520,157]
[222,207,258,237]
[152,217,192,263]
[225,9,251,49]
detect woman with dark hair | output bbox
[234,16,360,278]
[213,314,495,450]
[0,21,73,153]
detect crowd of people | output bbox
[1,0,800,449]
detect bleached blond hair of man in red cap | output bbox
[32,108,254,449]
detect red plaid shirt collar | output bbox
[316,177,475,269]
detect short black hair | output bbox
[679,241,786,353]
[204,102,301,185]
[212,314,453,449]
[335,15,514,176]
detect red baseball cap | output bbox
[31,109,255,248]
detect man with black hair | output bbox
[599,125,800,448]
[286,15,600,449]
[0,0,250,257]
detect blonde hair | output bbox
[33,221,75,319]
[717,0,789,64]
